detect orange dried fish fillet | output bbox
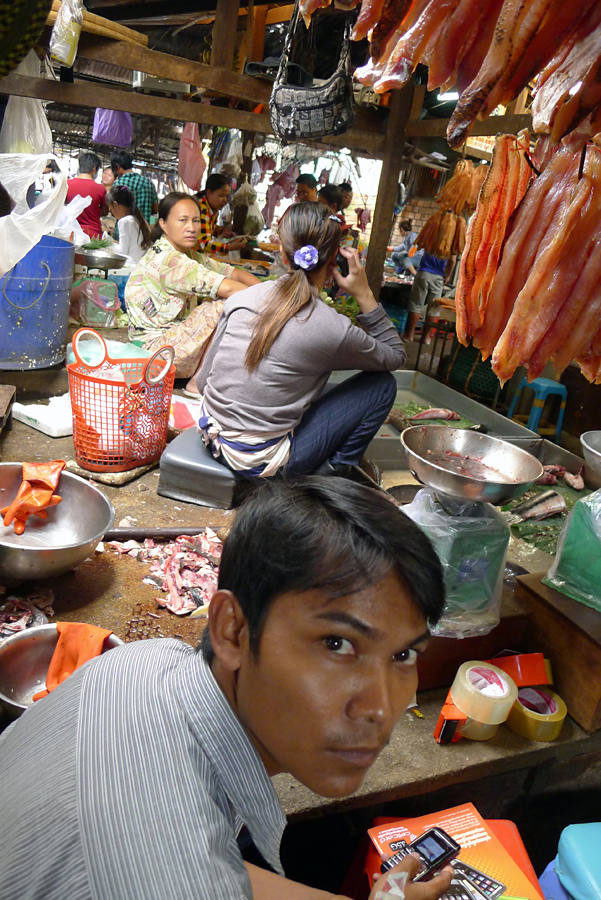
[353,0,387,41]
[427,0,495,91]
[485,0,594,114]
[454,2,504,94]
[448,0,552,148]
[529,239,601,379]
[370,0,413,61]
[492,159,596,385]
[473,147,578,359]
[576,354,601,384]
[467,162,489,211]
[374,0,461,93]
[551,58,601,143]
[455,135,510,345]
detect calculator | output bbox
[452,861,506,900]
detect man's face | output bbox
[296,182,318,202]
[341,189,353,210]
[234,571,429,798]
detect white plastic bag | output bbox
[49,0,84,67]
[0,153,67,278]
[0,52,52,154]
[52,194,91,245]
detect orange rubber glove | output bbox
[1,460,66,534]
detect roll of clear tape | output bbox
[506,688,567,742]
[460,719,499,741]
[450,661,518,726]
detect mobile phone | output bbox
[381,827,461,882]
[336,251,349,277]
[441,878,486,900]
[452,861,506,899]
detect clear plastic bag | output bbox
[53,193,91,245]
[543,488,601,611]
[49,0,84,67]
[178,122,206,191]
[404,488,510,638]
[70,278,120,327]
[0,153,67,278]
[0,52,52,154]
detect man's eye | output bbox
[323,635,354,656]
[394,648,419,667]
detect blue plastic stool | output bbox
[540,823,601,900]
[506,377,567,442]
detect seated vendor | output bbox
[195,173,247,255]
[388,219,422,275]
[196,201,406,478]
[125,192,259,395]
[0,476,450,900]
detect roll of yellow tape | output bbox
[450,661,518,725]
[506,688,567,742]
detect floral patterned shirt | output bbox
[124,235,233,343]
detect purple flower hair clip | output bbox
[293,244,319,271]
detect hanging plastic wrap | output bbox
[543,488,601,611]
[0,51,52,154]
[404,488,510,638]
[0,153,67,278]
[49,0,84,67]
[231,182,264,236]
[178,122,206,192]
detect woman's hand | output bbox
[227,236,247,251]
[369,854,453,900]
[332,247,377,314]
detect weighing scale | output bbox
[400,426,544,638]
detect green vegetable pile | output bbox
[81,237,113,250]
[323,294,361,326]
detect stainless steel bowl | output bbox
[0,464,115,585]
[74,248,128,269]
[401,426,544,504]
[581,431,601,477]
[0,624,123,718]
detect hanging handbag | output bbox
[269,4,356,143]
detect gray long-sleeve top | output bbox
[197,279,405,434]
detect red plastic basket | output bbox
[67,328,175,472]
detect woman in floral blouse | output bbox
[125,192,259,395]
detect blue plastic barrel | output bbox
[0,235,74,370]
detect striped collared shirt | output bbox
[0,640,287,899]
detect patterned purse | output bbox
[269,4,356,143]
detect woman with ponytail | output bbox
[106,184,152,266]
[196,201,406,478]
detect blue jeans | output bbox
[283,371,397,477]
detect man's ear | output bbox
[207,589,249,671]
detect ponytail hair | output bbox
[150,191,195,243]
[107,184,153,249]
[244,201,341,372]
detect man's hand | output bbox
[227,236,247,251]
[332,247,377,314]
[370,853,453,900]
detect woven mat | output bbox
[65,459,158,485]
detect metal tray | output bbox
[75,248,128,269]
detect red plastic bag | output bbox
[92,109,133,147]
[178,122,206,191]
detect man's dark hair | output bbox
[318,183,343,212]
[110,149,133,173]
[200,477,445,663]
[296,173,318,189]
[0,182,14,217]
[338,182,352,192]
[78,152,102,175]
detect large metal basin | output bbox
[0,464,115,584]
[581,432,601,478]
[0,624,123,718]
[401,426,544,504]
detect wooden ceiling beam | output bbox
[0,72,385,156]
[406,113,532,139]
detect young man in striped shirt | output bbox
[0,478,451,900]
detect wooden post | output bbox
[365,83,414,300]
[249,4,267,62]
[211,0,240,70]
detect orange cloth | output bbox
[33,621,113,701]
[1,460,66,534]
